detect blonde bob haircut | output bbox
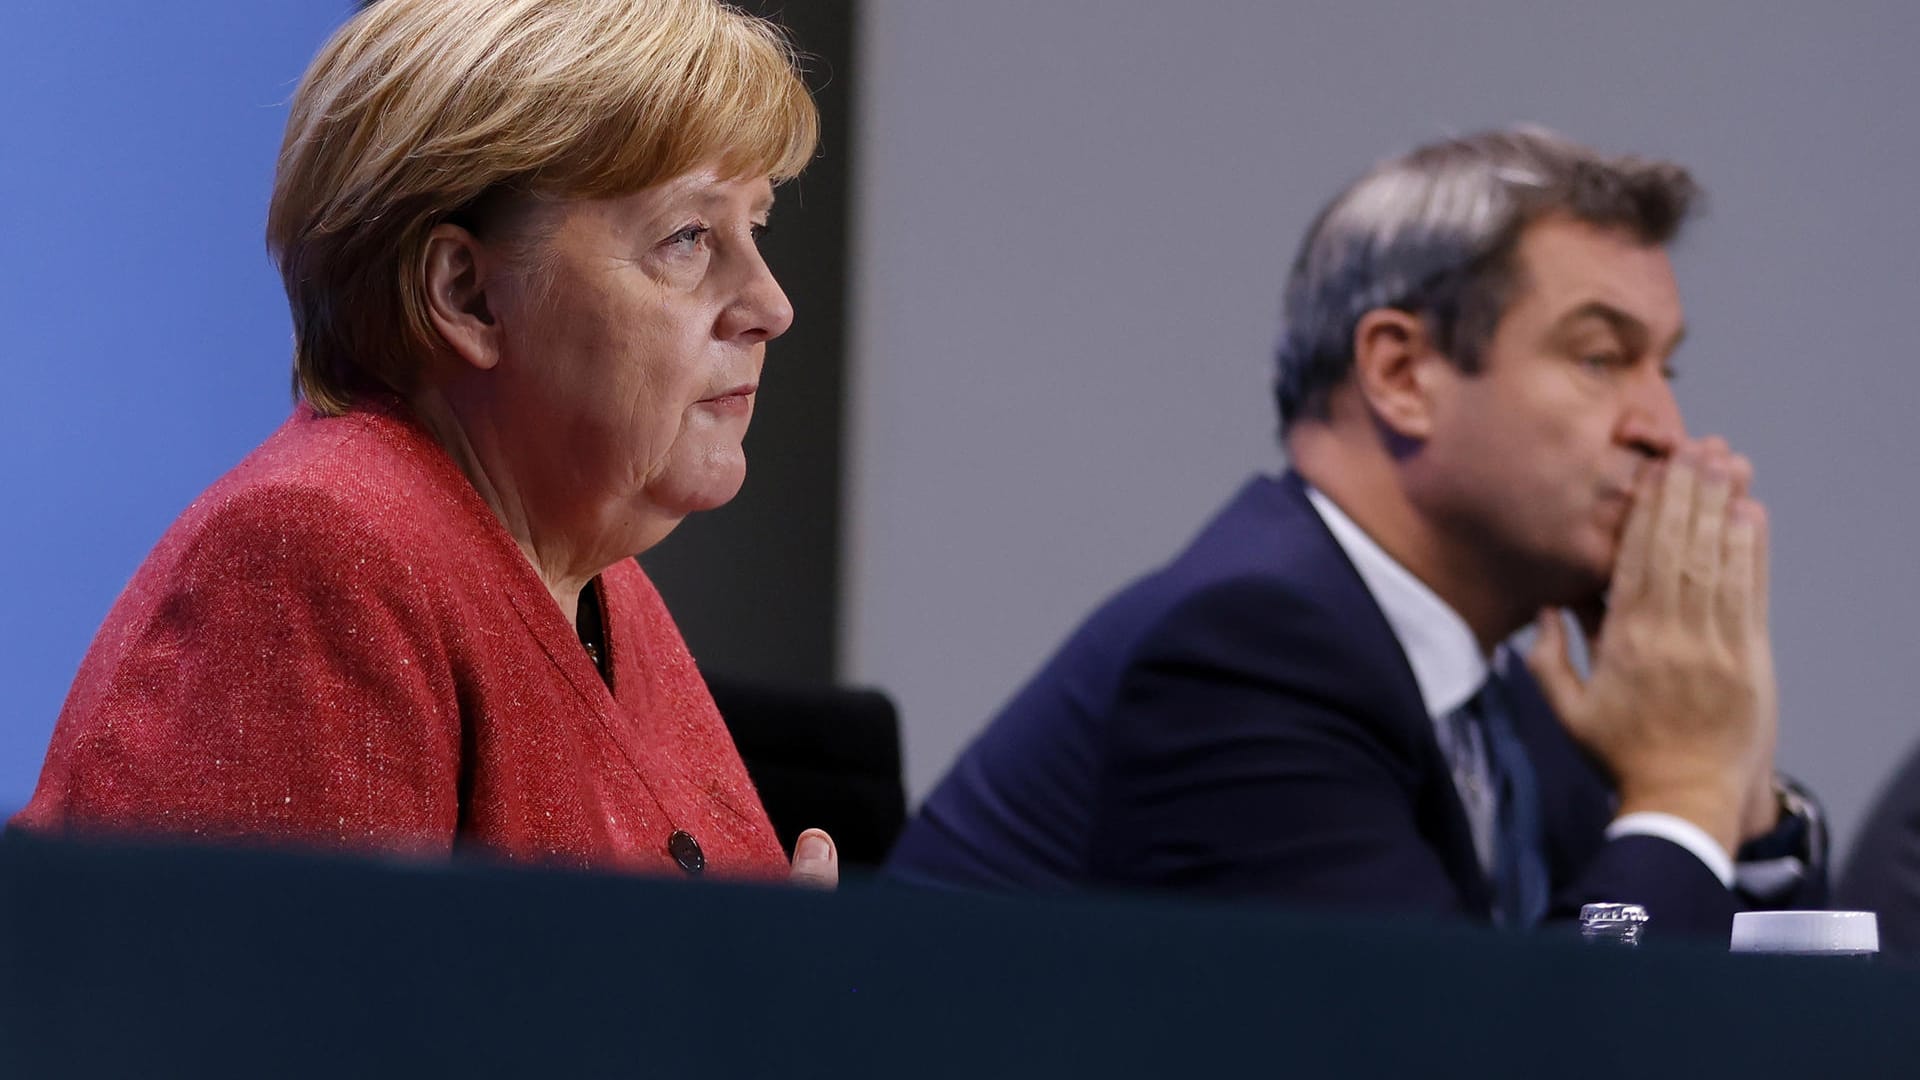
[268,0,819,415]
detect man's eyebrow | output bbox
[1553,300,1686,354]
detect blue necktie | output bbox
[1468,676,1551,929]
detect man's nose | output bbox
[1617,370,1685,459]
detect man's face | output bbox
[1414,216,1688,606]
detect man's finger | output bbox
[1610,462,1664,603]
[1681,458,1733,629]
[1719,497,1756,641]
[1726,452,1753,502]
[1524,609,1586,729]
[1647,447,1700,611]
[1744,499,1770,633]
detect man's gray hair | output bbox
[1273,126,1700,429]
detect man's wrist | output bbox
[1740,769,1786,840]
[1609,812,1737,888]
[1615,781,1743,858]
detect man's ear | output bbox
[1350,308,1445,441]
[422,223,504,373]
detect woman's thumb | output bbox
[788,828,838,890]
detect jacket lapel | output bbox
[1250,472,1496,916]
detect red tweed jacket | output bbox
[13,402,787,880]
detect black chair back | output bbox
[706,674,906,867]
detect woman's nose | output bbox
[719,250,794,344]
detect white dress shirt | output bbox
[1303,486,1736,890]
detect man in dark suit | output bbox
[886,128,1822,937]
[1838,744,1920,958]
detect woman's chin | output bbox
[650,457,747,517]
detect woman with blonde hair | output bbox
[14,0,837,885]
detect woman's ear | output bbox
[1350,308,1445,441]
[422,223,504,373]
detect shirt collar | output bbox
[1304,484,1488,720]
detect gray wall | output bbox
[847,0,1920,853]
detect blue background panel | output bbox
[1,2,352,812]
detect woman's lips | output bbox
[696,385,757,412]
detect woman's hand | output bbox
[788,828,839,889]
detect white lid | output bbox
[1730,910,1879,955]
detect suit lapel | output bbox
[1240,472,1497,916]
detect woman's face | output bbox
[486,168,793,549]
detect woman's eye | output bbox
[750,221,772,244]
[669,224,710,248]
[1580,351,1625,372]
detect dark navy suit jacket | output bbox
[1838,740,1920,959]
[889,473,1809,938]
